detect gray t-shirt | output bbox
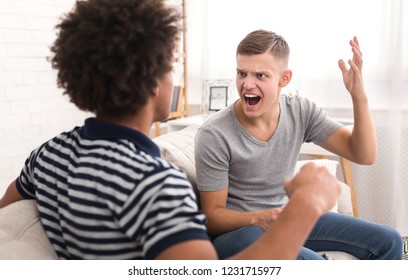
[195,94,342,212]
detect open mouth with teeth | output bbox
[244,94,261,106]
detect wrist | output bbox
[250,210,260,226]
[287,192,324,221]
[351,92,368,104]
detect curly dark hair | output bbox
[49,0,181,116]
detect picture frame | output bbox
[202,79,236,114]
[209,86,228,111]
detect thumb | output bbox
[283,177,292,187]
[338,59,347,74]
[283,177,294,195]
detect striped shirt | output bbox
[16,118,209,259]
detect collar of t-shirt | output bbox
[80,117,160,157]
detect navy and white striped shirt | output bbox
[16,118,208,259]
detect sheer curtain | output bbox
[350,0,408,237]
[198,0,408,235]
[369,0,408,235]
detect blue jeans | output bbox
[211,212,403,260]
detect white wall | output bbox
[0,0,90,194]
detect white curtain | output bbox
[363,0,408,235]
[199,0,408,235]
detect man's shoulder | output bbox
[280,94,318,116]
[200,105,234,130]
[281,94,314,107]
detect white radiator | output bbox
[352,124,408,235]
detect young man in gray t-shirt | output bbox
[195,29,402,260]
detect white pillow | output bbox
[153,124,200,190]
[294,159,339,212]
[0,200,58,259]
[294,159,339,176]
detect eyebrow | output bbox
[236,68,273,75]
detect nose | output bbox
[243,76,256,90]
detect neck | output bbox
[235,100,280,142]
[96,106,154,137]
[235,100,280,127]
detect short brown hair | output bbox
[236,29,290,62]
[49,0,181,116]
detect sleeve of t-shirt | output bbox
[300,97,343,145]
[194,125,230,192]
[15,147,42,199]
[118,166,209,260]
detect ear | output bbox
[278,70,292,87]
[152,86,159,97]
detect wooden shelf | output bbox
[155,0,188,137]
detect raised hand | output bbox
[338,36,366,100]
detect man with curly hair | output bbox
[0,0,341,260]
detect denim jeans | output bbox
[211,212,403,260]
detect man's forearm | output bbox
[351,97,377,164]
[0,181,23,208]
[205,207,259,235]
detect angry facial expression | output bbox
[236,52,289,119]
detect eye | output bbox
[256,72,267,79]
[237,70,247,77]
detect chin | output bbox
[240,101,261,116]
[156,112,170,123]
[244,111,262,119]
